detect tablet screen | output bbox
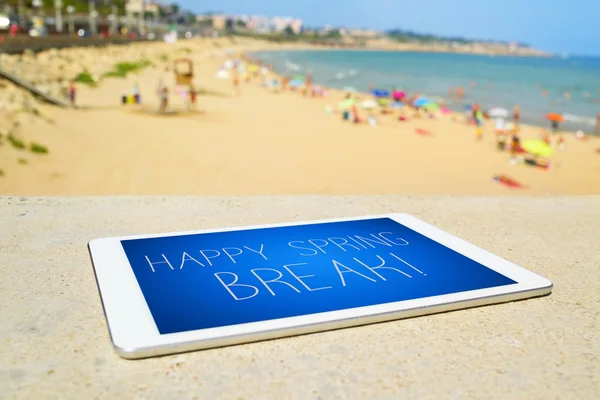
[121,218,516,335]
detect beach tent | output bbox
[522,139,554,157]
[372,89,390,98]
[489,107,509,118]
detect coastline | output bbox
[248,48,596,133]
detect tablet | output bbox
[88,214,552,359]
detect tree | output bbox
[170,2,179,14]
[284,25,295,36]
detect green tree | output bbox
[284,25,295,36]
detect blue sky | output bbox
[178,0,599,55]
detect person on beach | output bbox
[189,85,197,110]
[351,103,364,124]
[596,114,600,136]
[303,75,313,97]
[132,83,140,104]
[233,67,241,97]
[68,81,77,106]
[282,76,290,91]
[513,105,520,132]
[159,87,169,113]
[551,119,560,134]
[473,104,484,140]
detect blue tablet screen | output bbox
[121,218,516,335]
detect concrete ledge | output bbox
[1,196,598,398]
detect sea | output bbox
[251,50,600,133]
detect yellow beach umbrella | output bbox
[522,139,554,157]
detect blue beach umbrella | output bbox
[289,80,304,88]
[371,89,390,98]
[413,98,430,108]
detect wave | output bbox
[285,60,301,71]
[563,114,596,126]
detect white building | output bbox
[126,0,160,17]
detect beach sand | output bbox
[0,39,599,196]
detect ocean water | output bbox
[252,50,600,133]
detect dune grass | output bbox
[30,142,49,154]
[8,134,25,150]
[17,158,28,165]
[104,60,153,78]
[74,72,97,87]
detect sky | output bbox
[178,0,600,55]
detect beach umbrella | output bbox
[338,98,357,111]
[372,89,390,98]
[378,98,390,106]
[422,102,440,111]
[522,139,554,157]
[488,107,509,118]
[292,74,305,82]
[343,86,357,93]
[360,99,379,109]
[546,113,564,122]
[392,90,406,100]
[413,98,430,108]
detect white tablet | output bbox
[88,214,552,359]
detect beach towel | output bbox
[493,175,527,189]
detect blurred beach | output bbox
[256,50,600,133]
[0,38,599,196]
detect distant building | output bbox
[126,0,160,17]
[270,16,293,32]
[289,18,303,34]
[348,29,378,38]
[248,15,272,34]
[211,15,227,30]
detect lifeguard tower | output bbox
[174,58,196,110]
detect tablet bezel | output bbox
[88,213,552,359]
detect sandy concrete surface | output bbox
[0,196,598,399]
